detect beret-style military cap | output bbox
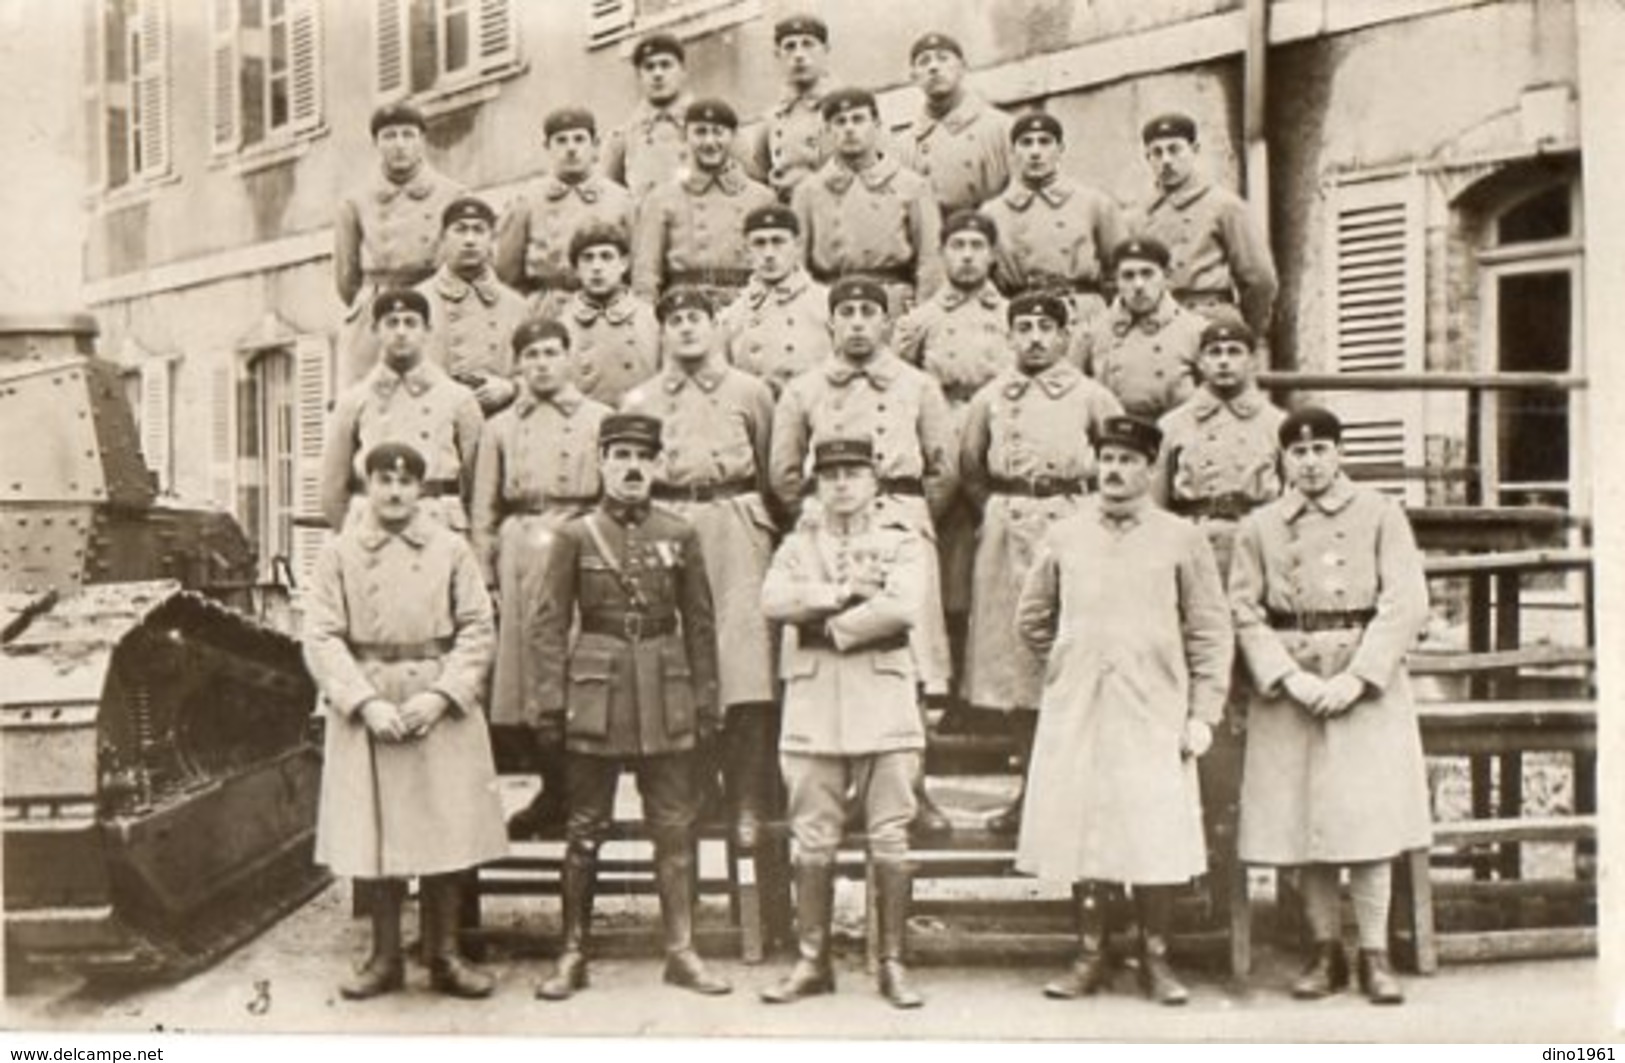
[568,222,631,264]
[1098,415,1163,461]
[910,32,963,63]
[1199,313,1256,350]
[656,286,715,323]
[363,441,427,481]
[372,287,431,325]
[632,32,685,67]
[813,437,876,472]
[1112,236,1172,272]
[775,15,829,44]
[685,98,738,130]
[511,317,571,356]
[1010,112,1064,144]
[743,204,800,236]
[599,412,664,452]
[441,195,497,230]
[543,107,597,140]
[828,275,889,312]
[1278,405,1343,447]
[370,101,426,137]
[821,87,879,122]
[1008,292,1069,328]
[1142,112,1199,144]
[941,209,998,246]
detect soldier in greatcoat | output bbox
[603,34,695,200]
[334,103,465,386]
[470,318,611,839]
[495,108,635,318]
[759,438,930,1010]
[748,15,837,201]
[531,413,731,1000]
[622,288,780,848]
[318,289,483,534]
[1230,406,1432,1005]
[769,275,958,837]
[304,441,506,1000]
[958,292,1122,832]
[718,204,831,397]
[559,223,661,408]
[1074,237,1203,421]
[895,33,1012,216]
[1016,416,1232,1006]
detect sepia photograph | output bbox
[1,0,1619,1046]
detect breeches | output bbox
[781,750,921,863]
[564,751,699,855]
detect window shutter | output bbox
[475,0,517,72]
[139,358,174,493]
[291,333,334,589]
[376,0,409,99]
[1326,172,1426,502]
[83,0,105,191]
[208,0,241,155]
[587,0,635,49]
[288,0,325,133]
[210,361,238,512]
[136,0,172,178]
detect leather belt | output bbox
[349,477,460,497]
[580,612,679,641]
[990,475,1082,499]
[1266,608,1376,633]
[796,623,909,654]
[1175,492,1258,522]
[652,479,757,503]
[878,476,925,497]
[349,638,455,662]
[1173,287,1235,305]
[815,265,914,287]
[666,267,752,289]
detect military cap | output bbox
[1112,236,1172,272]
[441,195,497,230]
[599,412,663,453]
[511,317,571,356]
[1097,415,1163,461]
[656,286,715,323]
[372,287,431,325]
[363,441,427,481]
[568,222,630,264]
[1141,111,1199,144]
[828,275,889,312]
[821,87,879,122]
[1007,291,1069,328]
[744,203,800,236]
[370,101,426,137]
[685,98,738,130]
[775,14,829,44]
[1010,112,1064,144]
[1199,313,1256,350]
[910,32,964,63]
[941,209,998,246]
[1278,405,1343,448]
[543,107,597,140]
[631,32,685,68]
[813,437,876,472]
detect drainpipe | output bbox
[1243,0,1271,243]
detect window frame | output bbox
[85,0,174,202]
[374,0,523,116]
[209,0,328,171]
[589,0,762,54]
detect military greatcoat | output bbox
[981,175,1125,329]
[603,93,694,201]
[559,290,662,408]
[494,173,635,303]
[1015,499,1232,884]
[1073,293,1203,422]
[1230,476,1433,865]
[1139,176,1279,336]
[896,91,1013,215]
[632,162,777,306]
[718,269,831,396]
[748,77,835,199]
[304,507,507,879]
[414,265,529,403]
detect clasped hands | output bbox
[361,691,451,741]
[1281,670,1367,717]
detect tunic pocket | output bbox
[871,647,914,680]
[566,649,614,739]
[660,639,697,739]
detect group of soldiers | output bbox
[301,14,1434,1016]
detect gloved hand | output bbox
[1179,718,1213,759]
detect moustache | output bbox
[1103,475,1124,485]
[621,471,646,484]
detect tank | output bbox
[1,314,329,981]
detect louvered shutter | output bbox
[291,334,334,589]
[83,0,105,190]
[475,0,517,73]
[288,0,324,133]
[376,0,409,99]
[210,362,238,512]
[135,0,171,178]
[139,358,174,492]
[1326,173,1426,502]
[587,0,635,49]
[208,0,241,155]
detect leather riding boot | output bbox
[986,712,1038,836]
[508,746,570,840]
[341,879,405,1000]
[725,706,775,850]
[1044,882,1112,999]
[424,874,495,999]
[1357,949,1404,1005]
[1135,887,1189,1006]
[656,847,732,995]
[910,705,952,840]
[874,861,924,1009]
[537,846,596,1000]
[761,861,837,1003]
[1291,940,1350,1000]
